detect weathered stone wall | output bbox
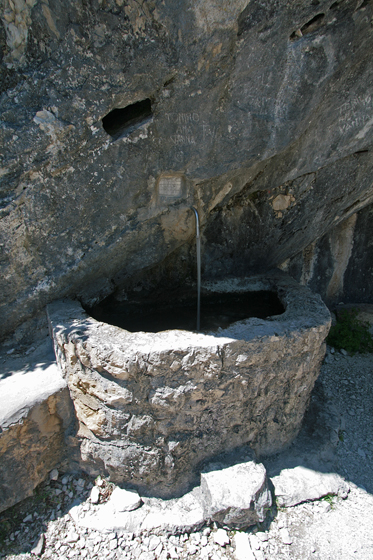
[1,0,373,338]
[47,272,331,498]
[280,201,373,305]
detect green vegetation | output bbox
[327,309,373,354]
[321,493,336,508]
[338,429,345,442]
[275,497,287,512]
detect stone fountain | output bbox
[47,270,330,499]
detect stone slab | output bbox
[0,341,67,428]
[70,456,271,533]
[70,486,205,535]
[272,465,350,507]
[0,338,74,513]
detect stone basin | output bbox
[47,270,331,498]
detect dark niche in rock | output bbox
[358,0,370,9]
[102,98,152,140]
[86,289,285,333]
[290,13,325,40]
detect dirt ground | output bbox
[259,346,373,559]
[1,328,373,559]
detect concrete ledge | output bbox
[0,339,74,513]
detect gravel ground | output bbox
[1,344,373,560]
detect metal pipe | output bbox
[191,206,200,239]
[191,207,201,331]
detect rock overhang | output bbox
[1,0,373,339]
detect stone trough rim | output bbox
[49,269,331,349]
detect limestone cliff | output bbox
[1,0,373,338]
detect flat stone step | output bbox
[68,458,272,534]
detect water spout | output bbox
[191,207,201,331]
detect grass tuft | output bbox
[327,308,373,354]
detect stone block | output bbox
[70,486,205,535]
[0,341,74,513]
[272,465,350,507]
[201,461,272,528]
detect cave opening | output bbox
[102,98,152,140]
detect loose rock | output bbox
[234,532,256,560]
[109,487,142,512]
[272,466,350,507]
[31,533,45,556]
[50,469,59,481]
[280,528,292,545]
[90,487,100,505]
[213,528,230,547]
[201,460,272,528]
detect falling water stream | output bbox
[191,206,201,331]
[87,208,285,333]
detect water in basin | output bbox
[86,289,285,333]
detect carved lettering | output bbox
[164,112,218,150]
[165,112,200,124]
[170,134,196,146]
[337,94,373,135]
[202,124,217,140]
[176,125,193,135]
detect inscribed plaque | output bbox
[158,176,183,198]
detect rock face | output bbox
[47,271,330,497]
[1,0,373,340]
